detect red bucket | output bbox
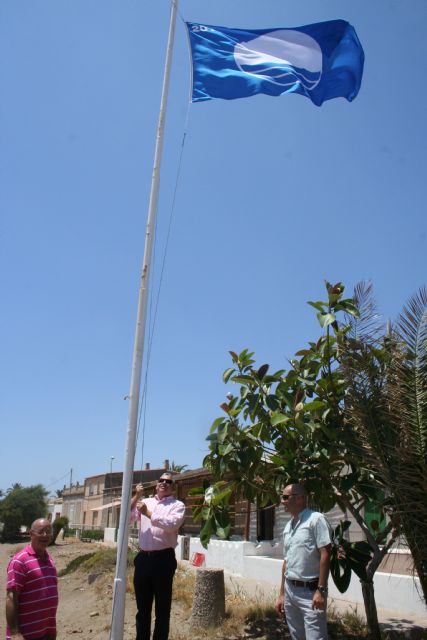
[190,551,205,567]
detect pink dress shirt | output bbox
[131,495,185,551]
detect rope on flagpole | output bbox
[136,99,192,469]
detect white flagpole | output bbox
[109,2,179,638]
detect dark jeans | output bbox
[133,549,177,640]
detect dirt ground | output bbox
[2,539,426,640]
[0,538,249,640]
[0,539,140,639]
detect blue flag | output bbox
[187,20,364,106]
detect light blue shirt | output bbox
[283,508,331,581]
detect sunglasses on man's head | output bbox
[158,478,173,485]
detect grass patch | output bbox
[171,567,285,640]
[58,553,96,576]
[173,565,196,609]
[82,548,119,572]
[58,548,136,577]
[328,604,368,638]
[225,582,285,640]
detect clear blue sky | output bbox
[1,1,426,495]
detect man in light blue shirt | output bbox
[275,484,331,640]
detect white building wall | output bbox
[47,499,63,522]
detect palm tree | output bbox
[169,461,189,473]
[342,285,427,606]
[7,482,22,494]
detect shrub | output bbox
[51,516,69,544]
[81,529,105,541]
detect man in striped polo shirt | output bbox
[6,518,58,640]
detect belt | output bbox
[287,578,318,590]
[138,548,173,556]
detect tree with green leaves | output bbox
[195,282,427,640]
[0,484,48,541]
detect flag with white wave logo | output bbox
[186,20,364,106]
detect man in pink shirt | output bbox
[130,473,185,640]
[6,518,58,640]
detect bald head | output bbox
[281,483,307,516]
[286,483,307,497]
[31,518,51,532]
[30,518,52,555]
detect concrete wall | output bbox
[176,536,426,619]
[104,527,117,544]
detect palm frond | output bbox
[346,281,385,342]
[391,286,427,460]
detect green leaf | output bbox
[220,443,235,456]
[308,300,326,312]
[295,349,312,357]
[354,541,372,555]
[210,417,225,434]
[247,394,259,413]
[211,488,232,506]
[187,487,206,497]
[214,507,231,527]
[303,400,326,412]
[347,543,372,562]
[223,368,235,383]
[257,364,269,379]
[200,518,215,549]
[232,375,255,385]
[271,413,289,426]
[339,301,360,317]
[266,395,280,411]
[271,369,286,378]
[215,525,231,539]
[340,473,358,492]
[333,520,351,538]
[346,554,369,581]
[317,312,336,328]
[330,554,352,593]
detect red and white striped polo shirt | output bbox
[6,544,58,640]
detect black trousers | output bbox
[133,548,177,640]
